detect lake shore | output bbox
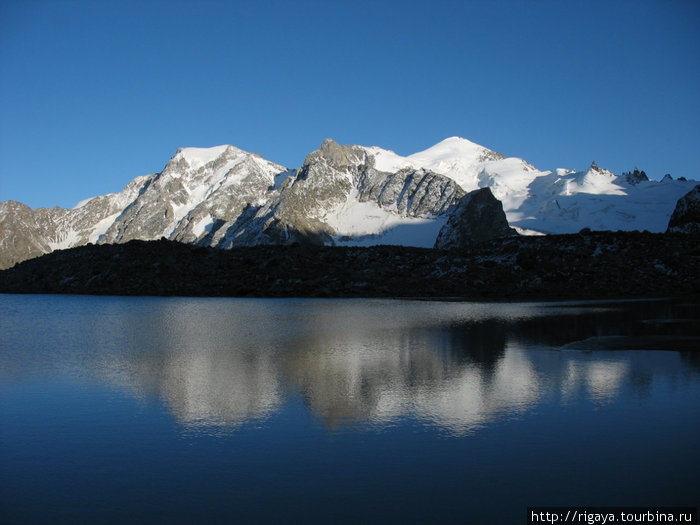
[1,231,698,301]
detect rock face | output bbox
[667,184,700,233]
[99,145,287,245]
[0,201,55,270]
[212,139,367,247]
[434,188,517,250]
[0,175,151,270]
[210,138,464,249]
[0,147,288,269]
[358,167,464,216]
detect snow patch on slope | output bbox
[324,190,446,248]
[89,212,122,243]
[365,146,415,173]
[477,157,541,211]
[191,214,214,237]
[48,229,81,250]
[566,167,626,196]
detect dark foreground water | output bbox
[1,295,698,524]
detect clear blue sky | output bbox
[1,0,699,209]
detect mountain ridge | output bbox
[1,137,697,269]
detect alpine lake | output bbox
[1,294,698,524]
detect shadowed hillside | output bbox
[1,231,698,300]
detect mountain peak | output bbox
[436,136,478,146]
[320,138,339,148]
[174,145,239,170]
[408,137,501,165]
[304,138,367,169]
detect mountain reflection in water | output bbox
[2,297,696,436]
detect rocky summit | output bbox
[1,137,698,270]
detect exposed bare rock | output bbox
[99,146,287,245]
[667,184,700,233]
[434,187,517,250]
[0,173,152,269]
[358,167,465,217]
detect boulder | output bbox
[666,184,700,233]
[434,187,517,250]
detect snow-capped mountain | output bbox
[209,138,466,249]
[362,137,697,235]
[1,137,697,269]
[97,145,289,245]
[0,175,152,269]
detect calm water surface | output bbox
[1,295,699,524]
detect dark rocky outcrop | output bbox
[622,168,649,185]
[434,187,517,250]
[1,231,698,300]
[667,184,700,233]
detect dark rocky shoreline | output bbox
[1,231,698,300]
